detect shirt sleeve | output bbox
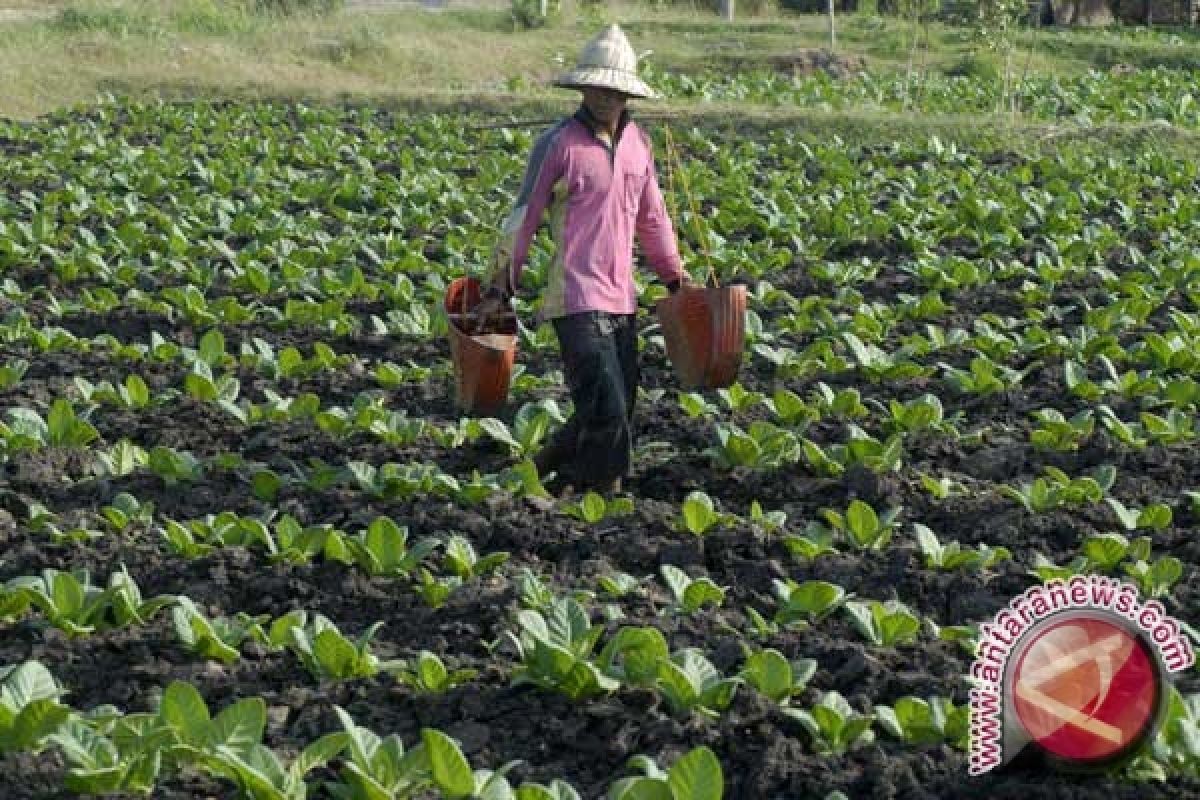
[484,126,564,296]
[635,144,684,286]
[508,136,566,295]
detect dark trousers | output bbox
[538,311,638,488]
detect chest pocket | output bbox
[622,169,647,216]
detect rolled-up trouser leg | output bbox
[552,312,635,488]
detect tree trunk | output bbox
[722,0,735,21]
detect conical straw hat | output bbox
[552,24,659,100]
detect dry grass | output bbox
[1,0,1198,151]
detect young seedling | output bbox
[442,534,508,581]
[392,651,477,695]
[0,661,70,755]
[505,596,618,701]
[773,579,847,628]
[816,500,902,551]
[597,571,641,600]
[785,691,875,755]
[562,491,634,524]
[659,565,726,615]
[607,746,725,800]
[416,569,462,611]
[913,524,1010,572]
[748,500,787,534]
[598,626,670,689]
[875,696,969,749]
[347,517,438,579]
[327,706,434,798]
[843,600,921,648]
[1002,465,1116,514]
[654,648,741,718]
[287,616,401,682]
[739,647,817,706]
[781,525,839,561]
[171,597,267,666]
[1106,498,1172,532]
[1030,408,1095,452]
[677,491,728,536]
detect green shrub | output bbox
[53,7,155,35]
[512,0,560,29]
[255,0,345,14]
[943,53,1002,80]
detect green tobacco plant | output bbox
[597,571,641,600]
[787,691,875,755]
[506,596,618,701]
[172,597,267,666]
[597,627,669,689]
[287,617,401,682]
[416,569,462,611]
[773,579,847,628]
[654,649,740,719]
[347,517,438,578]
[709,422,799,469]
[479,401,565,459]
[2,567,173,637]
[161,682,347,800]
[801,428,905,477]
[1030,408,1094,452]
[442,534,509,580]
[676,491,737,536]
[607,746,724,800]
[717,383,764,413]
[660,565,725,615]
[763,387,819,428]
[842,333,933,383]
[562,491,634,524]
[74,374,152,410]
[879,394,955,436]
[0,661,71,755]
[940,356,1027,395]
[913,524,1010,571]
[327,706,433,799]
[1002,466,1116,513]
[100,493,154,533]
[2,398,99,452]
[739,648,817,706]
[814,500,901,551]
[392,651,477,695]
[748,500,787,534]
[1106,498,1172,532]
[843,600,921,647]
[0,359,27,390]
[875,696,969,749]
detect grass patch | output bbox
[2,1,1199,127]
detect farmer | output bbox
[473,23,693,494]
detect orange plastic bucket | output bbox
[656,284,747,390]
[444,277,517,416]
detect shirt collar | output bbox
[574,103,631,146]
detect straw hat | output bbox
[552,24,659,100]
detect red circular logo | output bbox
[1012,615,1159,763]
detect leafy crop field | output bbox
[1,95,1200,798]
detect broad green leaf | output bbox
[667,746,724,800]
[161,681,211,745]
[423,728,474,798]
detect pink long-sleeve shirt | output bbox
[493,108,684,320]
